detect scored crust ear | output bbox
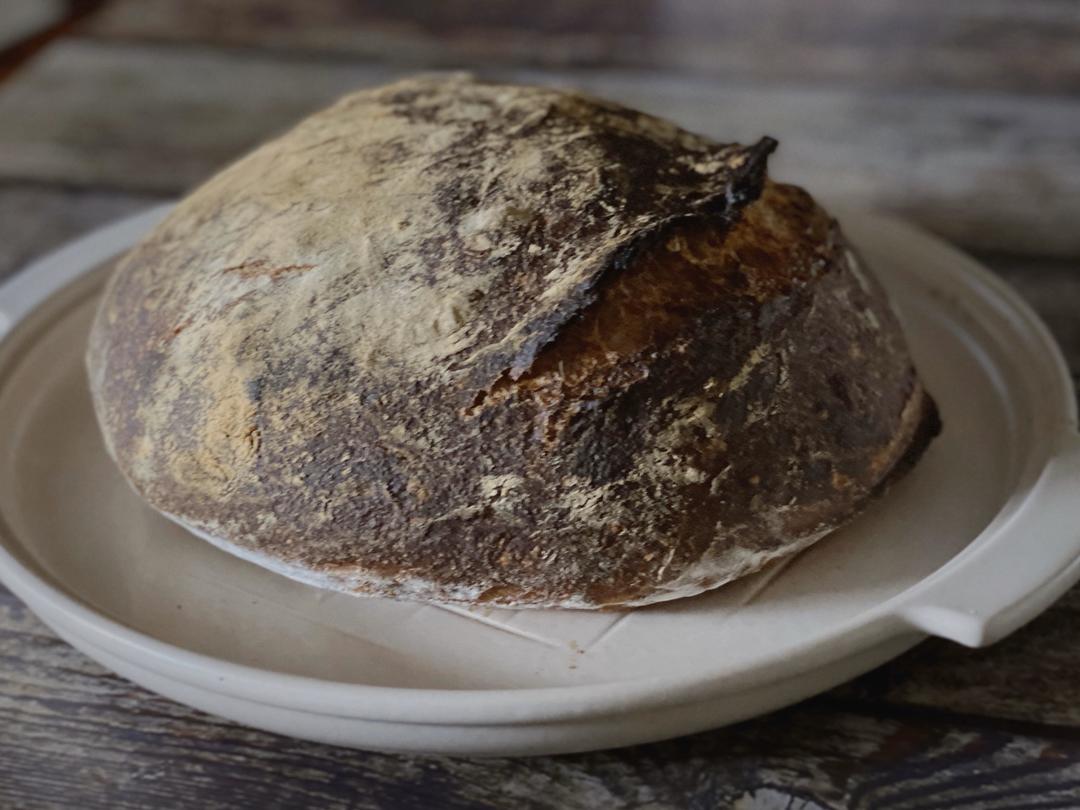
[86,77,937,609]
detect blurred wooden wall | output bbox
[85,0,1080,94]
[0,0,1077,258]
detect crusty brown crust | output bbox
[87,75,938,608]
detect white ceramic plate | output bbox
[0,206,1077,756]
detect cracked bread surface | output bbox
[87,75,939,608]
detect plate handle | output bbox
[899,431,1080,647]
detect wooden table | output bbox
[1,3,1079,807]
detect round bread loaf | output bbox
[87,75,939,609]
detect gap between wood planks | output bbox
[74,0,1080,97]
[812,696,1080,747]
[0,0,105,84]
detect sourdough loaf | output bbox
[87,75,939,608]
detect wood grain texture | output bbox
[6,584,1080,810]
[0,40,1079,257]
[0,0,65,52]
[0,183,162,283]
[992,255,1080,387]
[79,0,1080,95]
[0,0,106,84]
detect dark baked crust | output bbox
[87,75,938,608]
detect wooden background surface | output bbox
[1,2,1079,808]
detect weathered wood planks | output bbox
[81,0,1080,95]
[0,40,1078,256]
[6,584,1080,810]
[0,0,65,53]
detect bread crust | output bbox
[87,75,938,608]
